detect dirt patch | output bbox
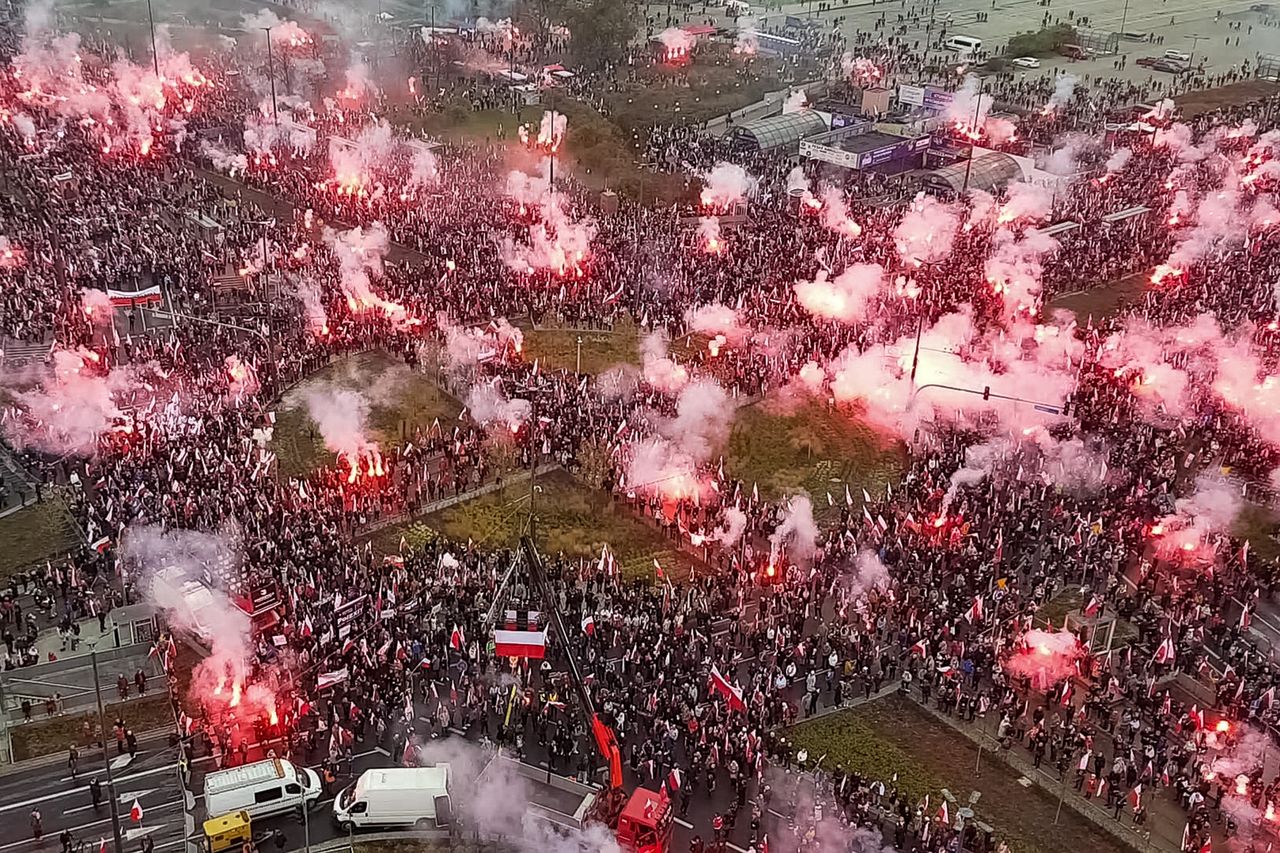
[788,693,1135,853]
[1173,80,1280,118]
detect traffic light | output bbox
[982,386,990,401]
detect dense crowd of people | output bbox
[4,4,1280,853]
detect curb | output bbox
[0,726,173,776]
[301,830,452,853]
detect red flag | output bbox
[936,801,949,825]
[130,800,143,822]
[581,615,595,636]
[666,768,683,792]
[450,625,465,650]
[910,639,928,657]
[1083,596,1101,619]
[1129,784,1142,810]
[300,616,313,638]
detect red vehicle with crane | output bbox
[516,535,673,853]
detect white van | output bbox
[1162,49,1191,63]
[204,759,322,821]
[333,766,452,831]
[945,35,983,56]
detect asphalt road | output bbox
[175,598,897,853]
[0,732,186,853]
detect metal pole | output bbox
[909,309,925,387]
[575,336,582,374]
[430,4,439,96]
[92,649,127,853]
[1053,769,1067,824]
[548,93,555,191]
[263,28,279,124]
[146,0,160,78]
[961,77,984,193]
[1118,0,1130,41]
[0,668,11,763]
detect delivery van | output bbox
[944,35,983,56]
[332,766,452,831]
[203,759,322,821]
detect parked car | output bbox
[1163,49,1192,62]
[1152,58,1189,73]
[1135,56,1160,68]
[1011,56,1041,68]
[1058,44,1091,59]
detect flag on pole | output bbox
[582,615,595,636]
[130,799,143,822]
[708,665,746,712]
[964,596,984,624]
[450,625,465,650]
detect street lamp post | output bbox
[91,647,127,853]
[908,259,941,387]
[145,0,160,78]
[262,27,279,125]
[575,336,583,374]
[961,76,985,194]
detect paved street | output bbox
[0,734,185,853]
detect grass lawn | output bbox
[1234,501,1280,562]
[271,352,462,477]
[0,495,81,580]
[519,319,641,375]
[788,694,1133,853]
[371,469,695,582]
[394,105,543,143]
[1036,587,1139,648]
[10,693,173,761]
[727,399,906,514]
[1049,271,1148,320]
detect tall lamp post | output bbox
[90,645,127,853]
[262,27,279,125]
[908,259,942,386]
[960,75,985,194]
[145,0,160,77]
